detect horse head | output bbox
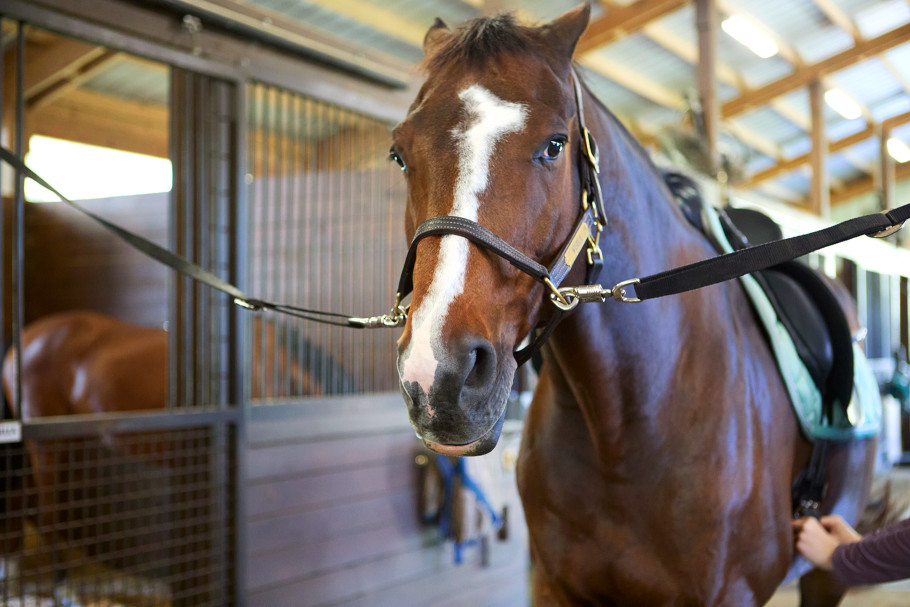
[393,5,593,456]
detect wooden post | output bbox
[880,124,895,211]
[809,79,830,218]
[696,0,719,177]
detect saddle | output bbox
[665,172,854,426]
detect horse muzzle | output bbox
[398,335,515,456]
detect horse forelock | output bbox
[420,13,540,74]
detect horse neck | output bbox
[546,96,728,421]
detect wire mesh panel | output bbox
[0,426,232,606]
[246,83,406,401]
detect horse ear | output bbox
[540,3,591,60]
[424,17,451,56]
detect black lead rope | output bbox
[633,204,910,302]
[0,146,400,329]
[557,202,909,307]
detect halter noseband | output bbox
[389,68,607,365]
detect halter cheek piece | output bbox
[389,68,607,365]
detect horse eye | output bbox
[389,149,407,172]
[541,138,565,160]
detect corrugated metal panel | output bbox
[846,137,880,162]
[794,25,853,63]
[776,169,811,194]
[746,153,777,174]
[781,136,811,159]
[829,117,868,140]
[717,31,794,88]
[81,59,168,105]
[597,33,695,93]
[521,0,596,21]
[729,0,828,44]
[242,0,423,63]
[871,93,910,122]
[579,66,681,129]
[892,121,910,141]
[855,0,910,38]
[884,44,910,84]
[831,58,903,107]
[831,0,889,17]
[829,152,866,182]
[734,107,805,144]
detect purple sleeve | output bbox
[832,518,910,586]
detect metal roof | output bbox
[24,0,910,210]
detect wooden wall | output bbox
[243,395,529,606]
[14,192,169,328]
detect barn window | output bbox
[23,135,172,202]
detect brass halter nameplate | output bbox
[548,207,601,287]
[564,221,590,266]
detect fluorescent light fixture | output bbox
[887,137,910,163]
[824,88,862,120]
[721,16,778,58]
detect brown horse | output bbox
[393,6,875,605]
[0,310,350,594]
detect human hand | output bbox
[794,517,839,570]
[819,515,862,545]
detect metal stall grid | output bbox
[246,82,406,402]
[0,20,240,607]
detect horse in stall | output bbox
[0,310,350,597]
[392,6,876,605]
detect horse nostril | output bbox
[464,339,496,390]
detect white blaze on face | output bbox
[400,85,527,398]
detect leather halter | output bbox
[392,68,607,365]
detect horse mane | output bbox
[421,13,539,73]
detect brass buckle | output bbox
[869,215,906,238]
[586,226,603,266]
[582,127,600,174]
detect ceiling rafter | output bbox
[722,21,910,118]
[811,0,910,108]
[744,110,910,186]
[831,158,910,205]
[577,0,689,54]
[625,14,806,156]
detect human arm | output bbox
[831,517,910,585]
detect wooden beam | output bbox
[809,80,830,217]
[19,37,108,101]
[722,22,910,118]
[881,125,895,211]
[577,0,688,54]
[811,0,861,41]
[27,89,168,158]
[696,0,719,175]
[27,50,120,112]
[832,158,910,205]
[745,110,910,185]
